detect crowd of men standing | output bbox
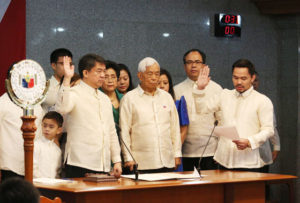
[0,47,280,182]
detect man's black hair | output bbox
[183,49,206,64]
[232,59,256,76]
[50,48,73,63]
[78,53,106,78]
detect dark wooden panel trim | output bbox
[252,0,300,15]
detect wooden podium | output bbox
[35,170,297,203]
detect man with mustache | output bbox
[120,57,181,173]
[194,59,274,171]
[174,49,222,171]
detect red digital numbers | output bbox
[224,26,235,35]
[215,13,241,37]
[224,15,230,23]
[231,15,237,24]
[224,15,238,24]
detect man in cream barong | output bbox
[194,59,274,171]
[55,54,122,178]
[120,57,182,173]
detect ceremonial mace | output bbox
[5,60,49,182]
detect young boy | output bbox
[33,111,63,179]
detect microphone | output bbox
[197,120,218,177]
[115,123,139,181]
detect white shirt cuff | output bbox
[248,137,258,150]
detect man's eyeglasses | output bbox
[56,62,74,66]
[184,60,203,65]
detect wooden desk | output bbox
[35,170,297,203]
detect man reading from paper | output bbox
[120,57,182,173]
[193,59,274,171]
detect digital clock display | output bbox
[214,13,241,37]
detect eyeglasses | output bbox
[56,62,74,66]
[184,60,203,65]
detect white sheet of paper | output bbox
[214,126,240,140]
[121,168,202,181]
[33,178,77,185]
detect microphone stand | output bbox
[115,123,139,181]
[197,120,218,178]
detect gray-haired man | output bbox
[120,57,182,173]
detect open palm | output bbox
[197,65,210,90]
[63,56,74,78]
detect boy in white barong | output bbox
[33,111,63,178]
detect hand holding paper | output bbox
[232,138,251,150]
[214,126,251,150]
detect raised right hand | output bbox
[196,65,210,90]
[63,56,74,79]
[62,56,74,86]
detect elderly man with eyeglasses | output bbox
[174,49,223,171]
[120,57,182,173]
